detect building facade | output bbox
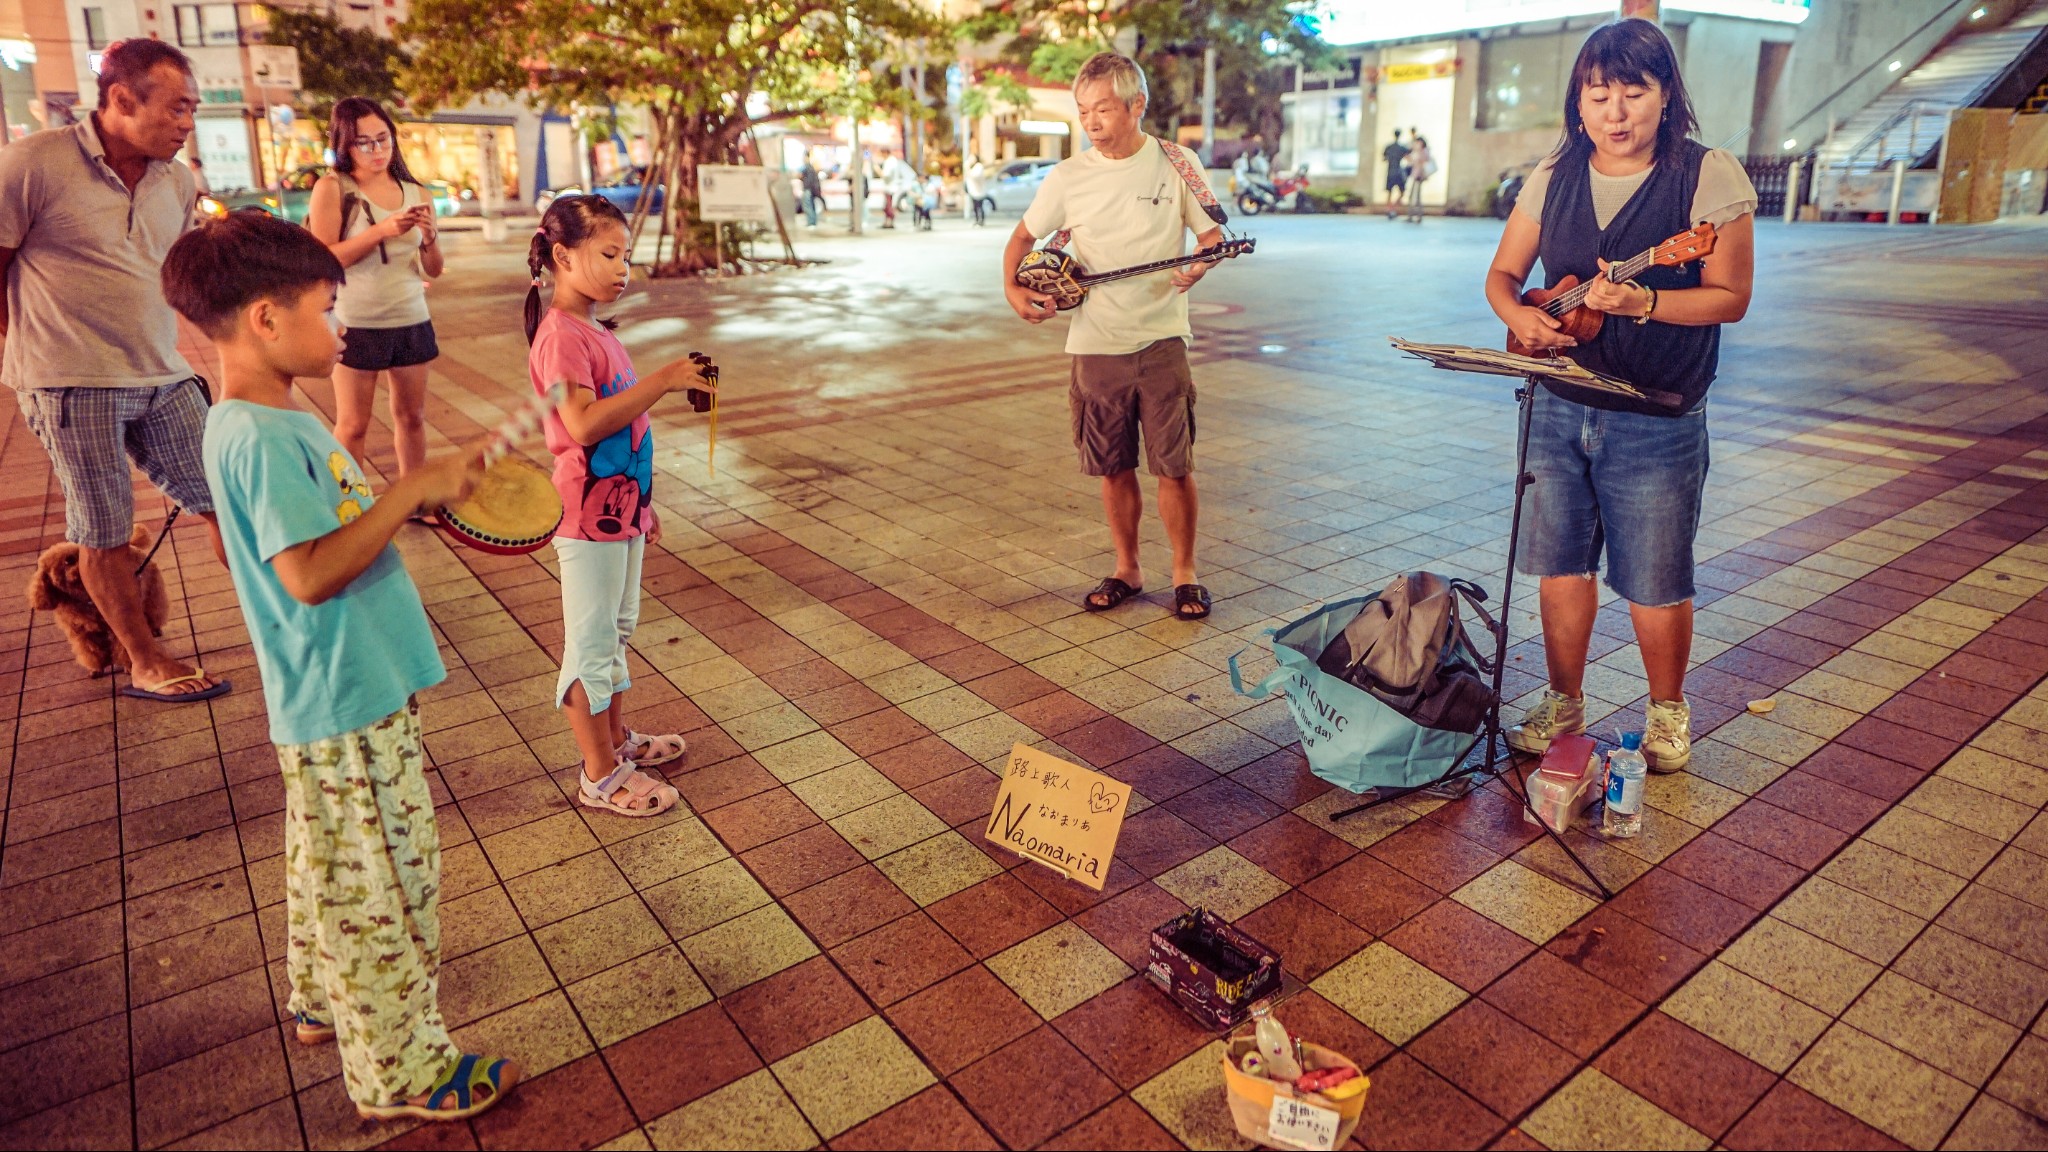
[6,0,549,208]
[1283,0,1960,214]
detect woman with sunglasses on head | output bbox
[1483,19,1756,776]
[306,97,443,486]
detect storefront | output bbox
[1291,0,1813,212]
[396,116,520,205]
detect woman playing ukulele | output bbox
[1482,19,1756,775]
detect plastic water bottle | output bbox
[1603,733,1647,838]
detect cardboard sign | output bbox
[984,745,1130,890]
[697,164,776,223]
[1266,1096,1341,1152]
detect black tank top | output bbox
[1537,139,1717,417]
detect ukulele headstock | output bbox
[1653,222,1717,267]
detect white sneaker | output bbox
[1643,697,1692,773]
[1506,690,1586,755]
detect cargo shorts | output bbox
[16,378,215,550]
[1069,338,1196,479]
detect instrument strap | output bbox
[1043,137,1227,256]
[1154,136,1230,228]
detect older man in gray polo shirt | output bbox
[0,38,229,703]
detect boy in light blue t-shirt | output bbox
[162,211,518,1125]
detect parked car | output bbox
[537,168,664,218]
[198,167,461,224]
[984,158,1058,213]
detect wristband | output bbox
[1633,282,1657,325]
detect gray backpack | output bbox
[1317,572,1497,733]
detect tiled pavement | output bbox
[2,215,2047,1150]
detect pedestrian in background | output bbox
[799,154,824,228]
[307,96,443,486]
[0,38,231,704]
[1382,128,1408,218]
[965,157,989,225]
[1406,132,1434,222]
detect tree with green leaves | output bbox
[964,0,1334,145]
[259,8,409,122]
[399,0,943,275]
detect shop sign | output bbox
[1384,60,1456,83]
[202,89,244,105]
[984,744,1131,891]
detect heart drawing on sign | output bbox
[1088,783,1120,814]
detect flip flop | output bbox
[1083,577,1142,612]
[119,672,231,703]
[1172,584,1212,620]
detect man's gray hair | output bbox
[1073,52,1148,108]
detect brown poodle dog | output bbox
[27,525,170,677]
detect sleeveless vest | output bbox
[1538,139,1717,416]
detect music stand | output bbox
[1322,340,1683,901]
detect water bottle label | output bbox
[1607,771,1626,806]
[1615,774,1643,816]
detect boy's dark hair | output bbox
[163,209,346,339]
[525,194,629,343]
[97,39,193,110]
[330,96,421,185]
[1556,20,1699,163]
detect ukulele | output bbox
[1506,223,1717,358]
[1016,237,1256,311]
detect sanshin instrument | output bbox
[435,383,567,555]
[1506,223,1717,358]
[1015,237,1256,312]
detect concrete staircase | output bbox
[1813,0,2048,175]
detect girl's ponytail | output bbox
[523,229,549,344]
[522,194,630,343]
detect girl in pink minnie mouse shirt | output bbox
[525,194,713,818]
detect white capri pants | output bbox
[554,535,644,714]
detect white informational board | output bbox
[248,45,302,91]
[698,165,776,224]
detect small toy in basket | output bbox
[1220,1007,1369,1150]
[1147,908,1282,1030]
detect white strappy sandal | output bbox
[618,730,688,768]
[579,758,680,818]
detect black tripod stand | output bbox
[1323,348,1681,902]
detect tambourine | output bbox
[436,457,564,554]
[433,382,566,555]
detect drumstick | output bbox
[481,382,568,468]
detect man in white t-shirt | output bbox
[1002,51,1224,621]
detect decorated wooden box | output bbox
[1146,908,1282,1031]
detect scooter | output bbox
[1494,162,1536,219]
[1236,165,1311,215]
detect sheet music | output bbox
[1386,338,1674,406]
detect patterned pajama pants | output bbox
[277,699,456,1106]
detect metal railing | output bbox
[1833,99,1947,173]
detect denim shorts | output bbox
[17,379,215,549]
[1516,387,1709,608]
